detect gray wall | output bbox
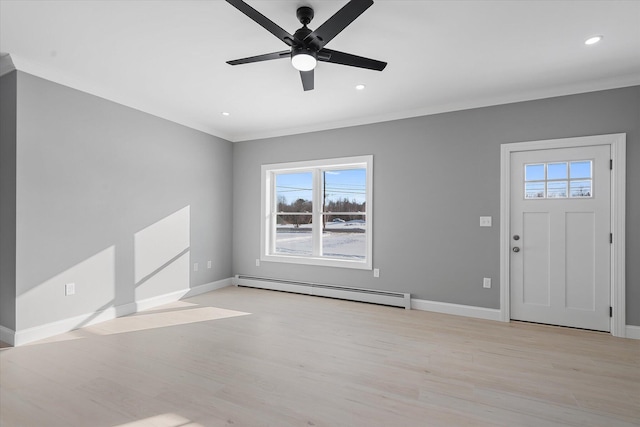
[0,71,17,331]
[233,86,640,326]
[4,71,638,333]
[13,72,233,331]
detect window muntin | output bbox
[262,156,372,269]
[524,160,593,199]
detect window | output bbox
[524,160,593,199]
[261,156,372,269]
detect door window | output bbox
[524,160,593,199]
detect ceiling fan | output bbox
[225,0,387,91]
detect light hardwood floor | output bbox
[1,286,639,427]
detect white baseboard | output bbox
[4,279,635,347]
[0,53,16,77]
[410,300,640,338]
[9,278,233,347]
[182,278,233,298]
[411,298,502,321]
[0,325,15,346]
[625,325,640,340]
[12,304,133,347]
[134,278,232,312]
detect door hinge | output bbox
[610,306,613,317]
[610,159,613,170]
[610,233,613,244]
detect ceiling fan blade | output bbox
[226,0,295,46]
[300,70,314,91]
[304,0,373,49]
[318,48,386,71]
[227,50,290,66]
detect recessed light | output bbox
[585,35,603,45]
[355,84,366,91]
[221,112,230,116]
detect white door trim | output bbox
[500,134,626,337]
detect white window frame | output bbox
[261,155,373,270]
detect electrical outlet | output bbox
[207,260,212,269]
[480,216,492,227]
[483,277,491,288]
[256,259,260,267]
[65,283,75,296]
[194,262,199,272]
[373,268,380,278]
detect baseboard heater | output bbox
[234,275,411,310]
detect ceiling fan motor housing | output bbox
[291,46,317,59]
[293,26,313,45]
[296,6,314,25]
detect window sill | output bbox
[261,254,372,270]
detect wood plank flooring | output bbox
[1,286,639,426]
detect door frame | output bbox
[500,134,626,337]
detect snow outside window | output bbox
[261,156,373,270]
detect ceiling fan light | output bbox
[291,49,317,71]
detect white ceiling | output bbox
[1,0,639,142]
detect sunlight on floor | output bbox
[87,305,251,335]
[25,301,252,345]
[113,413,204,427]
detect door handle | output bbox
[513,235,520,240]
[512,247,520,253]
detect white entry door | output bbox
[510,144,611,331]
